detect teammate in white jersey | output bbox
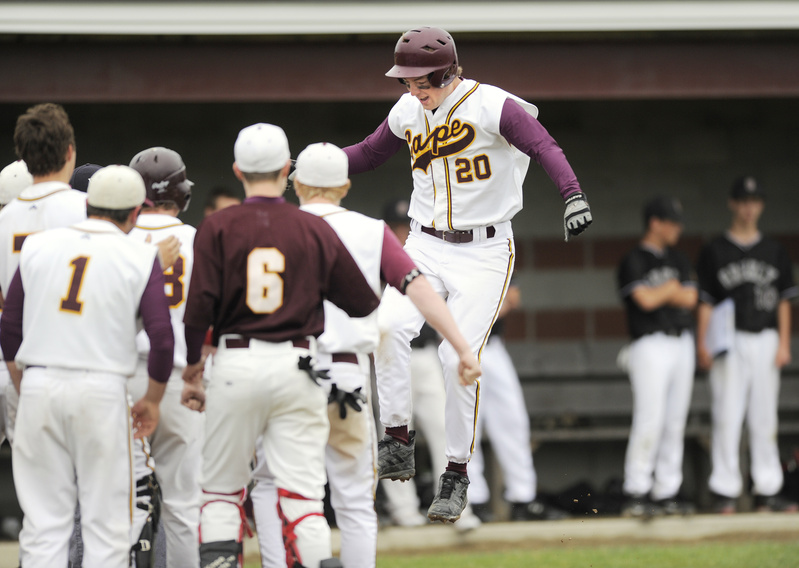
[0,165,174,568]
[0,105,86,458]
[128,147,202,568]
[343,26,593,522]
[0,159,33,449]
[249,142,480,568]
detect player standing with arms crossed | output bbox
[128,147,202,568]
[250,142,481,567]
[343,26,592,522]
[696,176,798,513]
[181,123,381,568]
[0,165,174,568]
[617,196,697,518]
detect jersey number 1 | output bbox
[61,256,89,314]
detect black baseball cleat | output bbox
[377,431,416,481]
[754,494,799,513]
[510,499,571,521]
[710,492,737,515]
[655,496,696,516]
[620,494,664,520]
[427,471,470,523]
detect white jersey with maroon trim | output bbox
[15,219,157,376]
[0,181,87,296]
[130,213,196,368]
[300,203,383,355]
[387,79,538,231]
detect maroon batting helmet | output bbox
[385,27,459,88]
[129,147,193,212]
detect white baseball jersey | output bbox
[15,219,158,376]
[300,203,383,356]
[130,213,196,368]
[0,181,87,296]
[387,79,538,231]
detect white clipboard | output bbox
[706,297,735,358]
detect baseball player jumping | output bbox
[343,26,592,522]
[181,124,382,568]
[696,176,798,513]
[128,147,203,568]
[1,165,174,568]
[250,142,480,568]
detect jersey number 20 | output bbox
[247,248,285,314]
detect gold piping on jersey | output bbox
[127,404,134,523]
[470,378,481,454]
[135,222,184,230]
[477,237,515,360]
[16,187,71,201]
[444,82,480,230]
[423,114,438,229]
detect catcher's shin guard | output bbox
[199,488,251,568]
[277,488,328,568]
[130,473,161,568]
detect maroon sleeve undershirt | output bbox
[499,98,582,200]
[379,224,417,292]
[0,268,24,361]
[140,257,175,383]
[185,325,207,366]
[342,118,405,174]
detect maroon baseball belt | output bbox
[331,352,358,364]
[421,225,495,243]
[225,337,310,349]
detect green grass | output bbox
[245,540,799,568]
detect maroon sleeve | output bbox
[499,98,582,200]
[343,118,406,174]
[140,258,175,383]
[183,217,222,331]
[0,268,24,361]
[380,223,417,292]
[185,324,207,366]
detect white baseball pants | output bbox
[623,331,695,499]
[375,222,515,463]
[709,329,784,498]
[253,354,377,568]
[468,336,536,505]
[379,340,448,520]
[202,337,331,568]
[13,367,133,568]
[129,365,204,568]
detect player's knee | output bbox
[200,489,247,544]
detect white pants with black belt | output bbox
[375,220,515,465]
[623,331,695,499]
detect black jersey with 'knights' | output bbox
[696,234,797,332]
[618,245,696,340]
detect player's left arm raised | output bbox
[499,98,592,241]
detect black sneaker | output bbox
[620,494,664,519]
[754,494,799,513]
[711,492,737,515]
[655,497,696,516]
[377,431,416,481]
[427,471,470,523]
[510,499,571,521]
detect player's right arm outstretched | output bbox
[403,273,482,386]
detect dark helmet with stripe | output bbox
[385,27,459,88]
[129,147,193,212]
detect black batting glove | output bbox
[328,384,367,419]
[563,192,593,242]
[298,355,331,386]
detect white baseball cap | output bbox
[294,142,349,188]
[234,123,291,173]
[87,165,146,210]
[0,160,33,205]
